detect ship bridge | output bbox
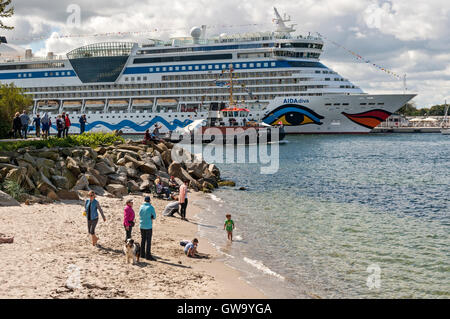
[67,42,136,83]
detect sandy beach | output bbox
[0,191,266,299]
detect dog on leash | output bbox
[124,238,140,264]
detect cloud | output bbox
[1,0,449,106]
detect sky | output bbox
[2,0,450,108]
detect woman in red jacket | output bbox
[63,113,71,137]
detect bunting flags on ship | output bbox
[6,23,269,42]
[317,32,404,80]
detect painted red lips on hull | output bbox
[341,109,392,129]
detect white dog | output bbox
[124,239,141,264]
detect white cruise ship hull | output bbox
[38,93,413,135]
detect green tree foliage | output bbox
[0,0,14,30]
[0,132,125,151]
[0,84,33,138]
[396,102,448,116]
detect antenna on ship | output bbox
[403,74,407,94]
[273,7,296,36]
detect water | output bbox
[190,134,449,298]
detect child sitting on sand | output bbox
[224,214,235,241]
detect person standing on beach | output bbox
[12,112,22,138]
[41,113,50,139]
[224,214,235,241]
[123,198,135,241]
[84,190,106,246]
[63,113,71,137]
[32,114,41,138]
[139,196,156,261]
[79,115,87,134]
[19,110,30,139]
[56,115,64,138]
[179,180,189,221]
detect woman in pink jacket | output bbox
[123,198,135,241]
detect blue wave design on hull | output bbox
[47,116,193,132]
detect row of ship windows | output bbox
[325,102,384,106]
[125,62,277,78]
[17,71,73,78]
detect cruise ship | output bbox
[0,8,415,134]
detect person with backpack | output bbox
[79,114,87,134]
[56,115,64,138]
[12,112,22,138]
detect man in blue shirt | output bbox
[139,196,156,261]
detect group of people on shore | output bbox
[10,110,88,139]
[84,178,194,261]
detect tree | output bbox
[0,0,14,30]
[0,84,33,138]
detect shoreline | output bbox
[0,191,266,299]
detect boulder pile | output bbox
[0,140,221,204]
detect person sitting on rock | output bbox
[168,176,179,192]
[143,129,152,144]
[155,177,171,199]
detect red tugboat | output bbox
[165,65,285,144]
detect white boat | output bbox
[0,8,415,134]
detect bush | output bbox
[0,132,125,151]
[1,179,27,201]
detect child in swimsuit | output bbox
[224,214,235,241]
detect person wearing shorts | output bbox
[85,191,106,246]
[224,214,235,241]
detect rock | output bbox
[107,173,128,186]
[0,235,14,244]
[202,181,215,191]
[47,190,59,201]
[21,153,36,166]
[139,179,152,192]
[35,157,55,169]
[5,167,27,185]
[239,187,247,191]
[203,177,218,189]
[218,180,236,187]
[32,150,60,161]
[208,164,220,178]
[0,190,20,206]
[106,184,128,197]
[127,180,140,192]
[117,158,127,166]
[161,150,173,167]
[125,167,138,178]
[139,162,157,175]
[66,157,81,176]
[94,161,115,175]
[85,173,101,186]
[87,169,108,187]
[115,145,144,153]
[168,162,201,191]
[89,185,108,197]
[95,147,107,155]
[51,175,70,190]
[56,190,80,201]
[0,156,10,163]
[61,168,78,189]
[72,175,90,191]
[186,162,207,179]
[22,175,36,191]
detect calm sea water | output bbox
[189,134,449,298]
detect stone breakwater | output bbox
[0,140,222,205]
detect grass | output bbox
[1,180,27,201]
[0,132,125,152]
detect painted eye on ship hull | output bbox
[262,104,324,126]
